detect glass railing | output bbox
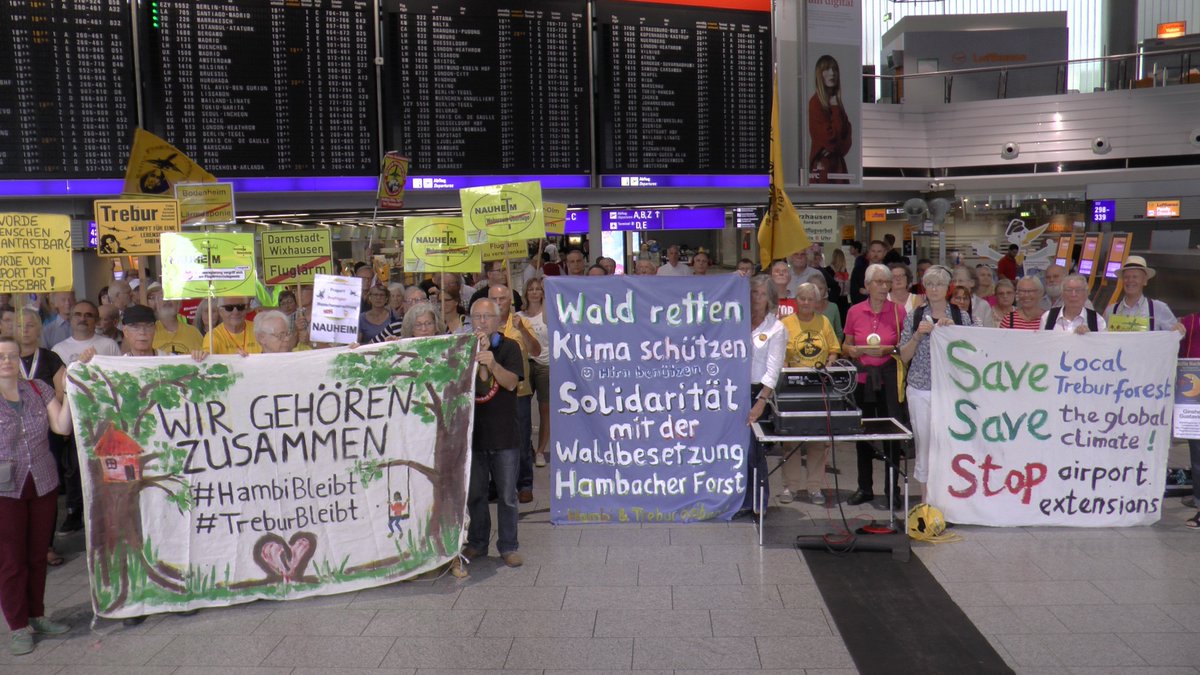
[867,45,1200,104]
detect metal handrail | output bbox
[869,44,1200,81]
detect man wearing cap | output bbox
[1104,256,1186,335]
[120,305,166,356]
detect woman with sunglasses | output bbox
[0,336,77,654]
[206,297,261,355]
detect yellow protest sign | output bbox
[176,182,235,226]
[262,229,333,285]
[544,201,566,235]
[480,240,527,262]
[93,198,180,257]
[403,217,481,273]
[377,152,410,209]
[460,181,544,244]
[0,213,72,293]
[123,128,216,195]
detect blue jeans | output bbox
[516,395,534,491]
[467,447,520,555]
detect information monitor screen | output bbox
[0,0,137,177]
[141,0,379,176]
[595,0,771,175]
[382,0,591,176]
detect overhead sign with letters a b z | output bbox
[93,198,180,257]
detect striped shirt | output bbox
[999,311,1043,331]
[0,380,58,498]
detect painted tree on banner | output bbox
[68,362,240,612]
[333,333,477,558]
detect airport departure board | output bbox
[0,0,137,177]
[142,0,378,176]
[596,0,771,174]
[383,0,591,175]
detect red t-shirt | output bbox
[542,262,561,277]
[844,300,906,383]
[997,255,1019,281]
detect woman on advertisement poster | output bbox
[808,54,852,185]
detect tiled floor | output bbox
[5,441,1200,674]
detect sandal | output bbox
[46,550,65,567]
[1186,513,1200,530]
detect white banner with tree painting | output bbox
[65,336,476,618]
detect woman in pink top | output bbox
[842,264,907,508]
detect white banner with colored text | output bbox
[66,336,475,618]
[928,327,1177,527]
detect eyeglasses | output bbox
[1062,286,1087,294]
[413,320,436,329]
[0,354,20,363]
[221,304,247,312]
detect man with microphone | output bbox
[462,298,526,568]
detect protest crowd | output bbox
[1,236,1197,657]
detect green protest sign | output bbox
[160,232,258,299]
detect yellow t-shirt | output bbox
[207,321,262,355]
[781,313,841,368]
[503,314,535,397]
[153,320,204,355]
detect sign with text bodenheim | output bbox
[928,327,1177,527]
[546,276,751,524]
[67,337,475,618]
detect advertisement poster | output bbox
[66,337,475,618]
[928,327,1178,527]
[0,213,73,293]
[310,274,362,344]
[261,229,334,285]
[802,0,862,187]
[1175,359,1200,440]
[93,198,180,257]
[403,217,482,273]
[160,232,258,299]
[460,181,544,244]
[546,276,751,524]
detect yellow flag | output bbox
[757,77,810,268]
[122,128,216,196]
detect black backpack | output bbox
[910,303,965,330]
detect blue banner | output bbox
[546,275,751,524]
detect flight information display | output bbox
[142,0,378,176]
[596,0,771,175]
[382,0,591,175]
[0,0,137,177]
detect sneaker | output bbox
[449,557,469,578]
[518,489,534,504]
[57,511,84,535]
[28,616,69,635]
[535,453,547,468]
[808,490,826,506]
[461,546,485,561]
[777,489,795,504]
[9,627,33,655]
[501,551,524,567]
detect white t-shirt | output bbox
[519,310,549,366]
[53,334,122,364]
[656,261,693,276]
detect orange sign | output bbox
[1146,200,1180,218]
[841,225,855,241]
[864,208,887,222]
[1157,21,1186,39]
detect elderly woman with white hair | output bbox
[253,310,306,353]
[744,274,787,516]
[842,263,907,508]
[897,265,971,487]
